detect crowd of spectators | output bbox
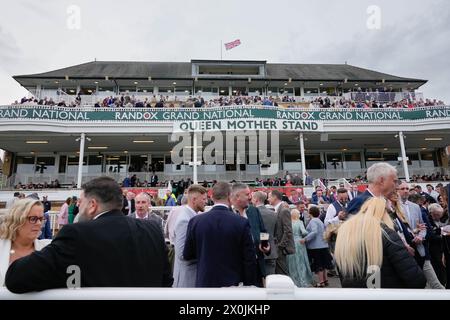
[11,92,446,110]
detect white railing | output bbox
[4,167,449,189]
[1,275,449,300]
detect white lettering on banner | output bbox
[277,111,314,120]
[32,109,90,120]
[115,112,157,120]
[203,109,255,120]
[318,111,353,120]
[355,111,403,121]
[173,120,323,132]
[426,109,450,118]
[163,111,200,120]
[0,109,29,118]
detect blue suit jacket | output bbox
[183,205,257,287]
[38,212,52,240]
[246,206,268,281]
[346,190,373,214]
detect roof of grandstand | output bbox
[13,60,427,84]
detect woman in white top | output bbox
[0,198,51,286]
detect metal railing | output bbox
[4,167,449,189]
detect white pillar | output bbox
[299,133,306,184]
[193,132,198,184]
[398,131,410,182]
[77,133,85,188]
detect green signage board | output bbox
[0,105,449,122]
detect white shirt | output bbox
[233,207,248,219]
[135,212,149,220]
[324,203,341,226]
[93,211,109,220]
[127,200,132,215]
[273,202,282,213]
[428,190,439,201]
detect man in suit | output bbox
[150,172,158,187]
[122,191,135,216]
[347,184,361,201]
[42,195,52,213]
[231,183,270,287]
[129,192,164,233]
[5,176,173,293]
[398,181,444,289]
[183,181,257,287]
[324,188,349,226]
[268,190,295,276]
[252,191,278,277]
[347,162,398,214]
[173,185,207,287]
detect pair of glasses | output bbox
[397,188,409,190]
[27,216,46,224]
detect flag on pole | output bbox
[224,39,241,50]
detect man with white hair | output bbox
[347,162,398,214]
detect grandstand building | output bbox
[1,59,449,188]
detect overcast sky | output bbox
[0,0,449,104]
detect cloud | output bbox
[296,0,450,102]
[0,0,449,104]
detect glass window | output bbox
[406,152,420,167]
[97,86,115,93]
[158,87,173,94]
[79,87,96,95]
[304,88,319,95]
[175,87,192,95]
[15,156,35,174]
[284,154,301,162]
[344,153,362,169]
[326,153,343,170]
[150,156,164,172]
[365,152,384,167]
[381,153,399,167]
[283,154,301,171]
[105,155,127,173]
[305,154,322,169]
[267,87,278,95]
[67,156,88,174]
[35,157,56,174]
[219,87,229,96]
[88,155,103,173]
[61,87,77,95]
[59,155,67,173]
[421,151,437,167]
[130,155,148,172]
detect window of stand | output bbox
[420,151,438,167]
[35,157,56,174]
[14,155,35,174]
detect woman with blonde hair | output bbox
[287,209,313,287]
[0,198,51,286]
[335,197,426,288]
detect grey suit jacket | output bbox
[401,200,427,256]
[275,204,295,255]
[129,211,164,234]
[257,205,278,260]
[173,205,197,287]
